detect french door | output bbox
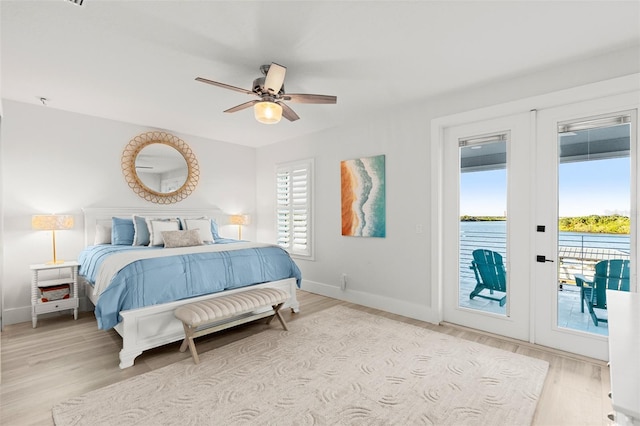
[441,93,638,359]
[534,94,637,359]
[442,113,532,341]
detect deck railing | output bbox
[557,234,630,283]
[459,230,630,285]
[460,229,506,284]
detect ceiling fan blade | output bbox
[282,93,337,104]
[264,63,286,95]
[224,100,258,113]
[278,102,300,122]
[195,77,255,95]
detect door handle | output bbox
[536,255,554,263]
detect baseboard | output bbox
[2,306,31,327]
[301,279,439,324]
[2,296,94,327]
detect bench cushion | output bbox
[174,287,289,327]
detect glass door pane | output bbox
[557,115,631,336]
[459,135,508,315]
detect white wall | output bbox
[255,46,640,323]
[0,100,256,325]
[256,109,433,321]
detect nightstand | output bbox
[30,261,80,328]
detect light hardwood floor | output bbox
[2,290,613,425]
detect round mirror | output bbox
[122,132,200,204]
[135,144,188,193]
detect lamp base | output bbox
[46,259,65,265]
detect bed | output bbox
[80,207,301,368]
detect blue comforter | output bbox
[79,241,302,330]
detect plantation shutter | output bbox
[276,159,313,258]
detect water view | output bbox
[461,221,630,255]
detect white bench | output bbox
[174,287,289,364]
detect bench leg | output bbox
[266,303,288,331]
[179,322,190,352]
[179,322,200,364]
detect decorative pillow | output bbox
[134,216,179,246]
[162,229,203,248]
[210,219,221,240]
[146,219,180,246]
[132,215,151,246]
[179,217,221,241]
[182,218,215,243]
[94,224,112,245]
[111,217,135,245]
[179,216,205,230]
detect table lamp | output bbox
[229,214,250,240]
[32,214,74,264]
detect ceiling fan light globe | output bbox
[254,101,282,124]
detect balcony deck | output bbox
[458,278,609,335]
[458,230,629,337]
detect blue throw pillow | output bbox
[132,215,150,246]
[210,219,221,240]
[111,217,135,245]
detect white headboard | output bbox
[82,207,227,247]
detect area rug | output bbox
[52,306,548,425]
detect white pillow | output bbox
[146,219,180,246]
[179,216,208,231]
[94,224,112,245]
[133,215,179,246]
[182,218,215,243]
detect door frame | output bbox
[430,74,640,355]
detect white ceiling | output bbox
[2,1,639,147]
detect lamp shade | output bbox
[254,101,282,124]
[32,215,74,230]
[229,215,250,226]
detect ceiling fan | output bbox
[196,63,337,124]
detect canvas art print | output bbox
[341,154,386,237]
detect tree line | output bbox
[460,216,506,222]
[461,215,630,234]
[558,215,630,234]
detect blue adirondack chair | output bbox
[469,249,507,307]
[574,259,630,326]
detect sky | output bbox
[460,157,630,217]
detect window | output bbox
[459,133,508,316]
[276,159,313,258]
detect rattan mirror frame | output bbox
[122,131,200,204]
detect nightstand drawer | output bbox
[33,298,79,315]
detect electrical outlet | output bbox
[341,273,347,290]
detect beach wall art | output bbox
[341,154,386,237]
